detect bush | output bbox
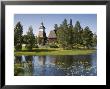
[73,44,85,49]
[25,44,33,50]
[49,43,59,48]
[15,44,22,51]
[34,44,39,48]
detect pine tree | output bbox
[68,19,74,49]
[57,19,74,49]
[14,22,23,51]
[74,21,82,45]
[25,26,35,50]
[82,26,93,48]
[54,24,59,35]
[57,19,68,49]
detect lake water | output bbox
[14,53,97,76]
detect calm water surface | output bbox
[14,53,97,76]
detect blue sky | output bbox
[14,14,97,36]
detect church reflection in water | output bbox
[14,53,97,76]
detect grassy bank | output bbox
[14,48,96,56]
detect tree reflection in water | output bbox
[14,53,97,76]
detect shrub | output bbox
[34,44,39,48]
[73,44,86,49]
[49,43,59,48]
[15,45,22,51]
[25,44,32,50]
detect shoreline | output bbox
[14,48,96,56]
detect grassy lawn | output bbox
[14,48,96,56]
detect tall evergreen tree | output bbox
[22,35,28,44]
[57,19,68,49]
[82,26,93,48]
[74,21,82,45]
[54,24,59,35]
[25,26,35,50]
[14,22,23,51]
[74,21,81,32]
[57,19,74,49]
[69,19,73,28]
[68,19,74,49]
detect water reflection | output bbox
[14,53,97,76]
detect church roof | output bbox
[39,22,45,29]
[48,30,57,39]
[39,26,45,29]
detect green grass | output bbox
[14,48,96,56]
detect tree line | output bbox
[56,19,97,49]
[14,19,97,51]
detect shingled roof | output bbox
[48,30,57,39]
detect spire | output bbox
[41,17,44,26]
[41,22,44,26]
[38,17,47,45]
[39,17,45,31]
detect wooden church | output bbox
[37,21,57,45]
[38,22,47,45]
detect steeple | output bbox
[38,20,47,45]
[41,22,43,26]
[39,21,45,31]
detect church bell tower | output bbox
[38,22,47,45]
